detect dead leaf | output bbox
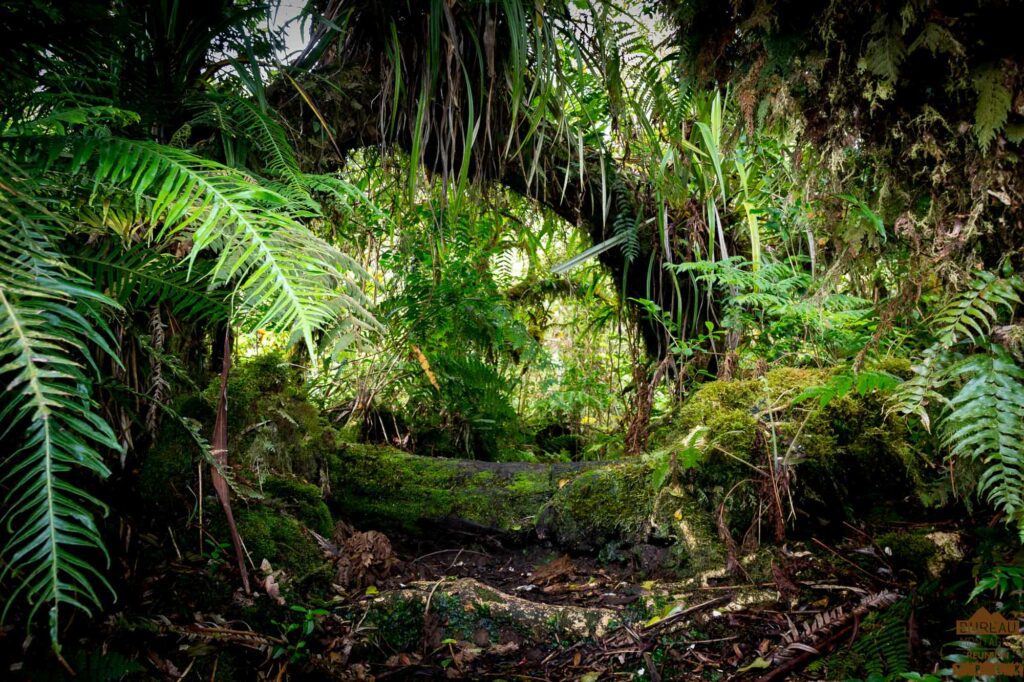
[771,560,800,598]
[264,573,284,605]
[530,555,575,585]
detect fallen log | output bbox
[326,443,724,573]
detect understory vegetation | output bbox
[1,0,1023,680]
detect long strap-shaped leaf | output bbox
[0,163,120,652]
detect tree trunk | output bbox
[210,327,250,593]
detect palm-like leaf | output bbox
[73,244,228,322]
[43,135,376,355]
[0,157,120,649]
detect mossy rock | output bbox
[235,506,326,577]
[141,354,334,514]
[654,367,929,536]
[876,530,937,577]
[536,459,723,574]
[876,529,964,578]
[537,461,655,549]
[262,475,333,536]
[205,502,332,599]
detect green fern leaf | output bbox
[0,156,120,650]
[193,94,317,210]
[933,271,1021,347]
[972,65,1012,151]
[861,17,907,84]
[45,136,376,357]
[73,244,228,322]
[941,349,1024,534]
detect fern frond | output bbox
[612,175,640,263]
[972,65,1012,151]
[933,271,1021,347]
[73,244,228,322]
[44,136,376,356]
[192,93,316,209]
[0,157,119,650]
[887,347,958,431]
[850,598,911,677]
[940,348,1024,533]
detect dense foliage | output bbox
[1,1,1022,673]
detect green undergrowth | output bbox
[138,354,937,586]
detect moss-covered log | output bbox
[326,442,598,531]
[327,444,724,573]
[141,358,928,579]
[326,365,927,566]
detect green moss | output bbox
[651,488,724,574]
[872,356,913,379]
[262,475,333,535]
[327,443,560,531]
[139,416,203,510]
[472,585,503,603]
[539,461,721,574]
[234,505,325,576]
[329,443,721,574]
[206,502,331,601]
[661,367,929,536]
[675,379,761,432]
[540,462,655,549]
[197,353,335,481]
[509,470,553,495]
[876,530,938,576]
[366,595,426,651]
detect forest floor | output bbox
[343,520,956,681]
[2,506,967,681]
[86,516,960,681]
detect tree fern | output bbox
[0,157,120,650]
